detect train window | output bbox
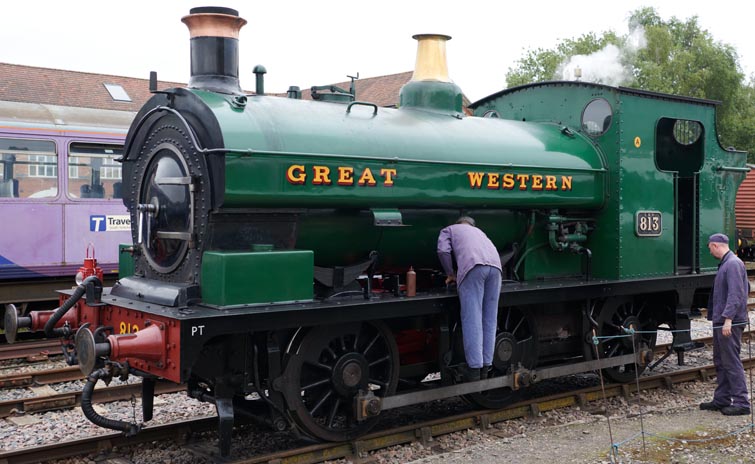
[655,117,704,175]
[67,142,124,200]
[581,98,612,137]
[0,137,57,199]
[672,119,702,146]
[482,110,500,118]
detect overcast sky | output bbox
[1,1,753,103]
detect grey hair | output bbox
[456,216,476,227]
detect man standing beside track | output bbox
[437,216,502,382]
[700,233,751,416]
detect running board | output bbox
[357,351,649,419]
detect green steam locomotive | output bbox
[4,6,748,457]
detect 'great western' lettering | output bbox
[286,165,397,187]
[467,172,572,191]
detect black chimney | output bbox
[181,7,247,94]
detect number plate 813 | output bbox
[635,211,662,237]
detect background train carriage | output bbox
[0,100,132,308]
[736,164,755,262]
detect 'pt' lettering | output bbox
[191,325,205,336]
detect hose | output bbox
[579,247,592,281]
[81,368,141,436]
[512,242,548,279]
[44,276,101,338]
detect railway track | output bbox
[0,320,751,462]
[0,379,185,418]
[0,339,61,361]
[0,365,81,388]
[1,359,752,464]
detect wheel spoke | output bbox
[369,355,390,367]
[301,377,331,391]
[635,303,646,319]
[515,336,534,346]
[327,397,342,428]
[512,317,524,335]
[618,304,628,318]
[363,333,380,357]
[325,346,337,360]
[305,360,334,372]
[606,342,620,357]
[308,389,333,416]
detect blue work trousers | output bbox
[457,265,501,369]
[712,323,750,409]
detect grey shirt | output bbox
[707,250,749,323]
[437,223,502,285]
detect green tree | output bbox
[505,7,755,161]
[506,32,621,86]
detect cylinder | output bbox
[406,267,417,297]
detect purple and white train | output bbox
[0,100,133,308]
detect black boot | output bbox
[480,365,491,380]
[463,366,481,382]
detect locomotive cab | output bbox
[471,82,747,280]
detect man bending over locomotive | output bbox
[700,233,752,416]
[437,217,502,381]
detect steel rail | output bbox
[0,417,217,464]
[0,339,61,361]
[0,365,82,388]
[0,380,185,418]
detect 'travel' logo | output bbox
[90,215,107,231]
[90,215,131,232]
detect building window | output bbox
[29,154,57,177]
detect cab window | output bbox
[581,98,612,137]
